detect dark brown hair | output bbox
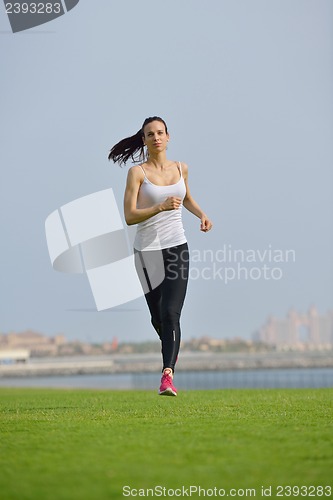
[108,116,168,166]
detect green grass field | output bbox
[0,388,332,499]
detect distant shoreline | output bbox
[1,351,332,378]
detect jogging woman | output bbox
[108,116,212,396]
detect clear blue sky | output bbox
[1,0,332,343]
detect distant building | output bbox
[0,330,66,357]
[254,306,333,349]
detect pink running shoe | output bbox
[159,372,177,396]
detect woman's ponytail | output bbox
[108,129,144,166]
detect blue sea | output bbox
[0,367,332,390]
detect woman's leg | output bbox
[134,249,163,338]
[159,243,189,373]
[134,243,189,374]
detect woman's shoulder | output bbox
[128,164,145,175]
[126,164,145,184]
[178,161,189,176]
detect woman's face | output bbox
[142,120,169,154]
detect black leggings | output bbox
[134,242,189,372]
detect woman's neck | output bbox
[147,152,168,169]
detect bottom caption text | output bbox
[123,485,332,497]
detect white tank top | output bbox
[133,161,187,251]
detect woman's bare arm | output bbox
[182,163,213,232]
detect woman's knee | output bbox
[151,318,161,337]
[161,308,180,326]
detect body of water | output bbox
[0,367,332,390]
